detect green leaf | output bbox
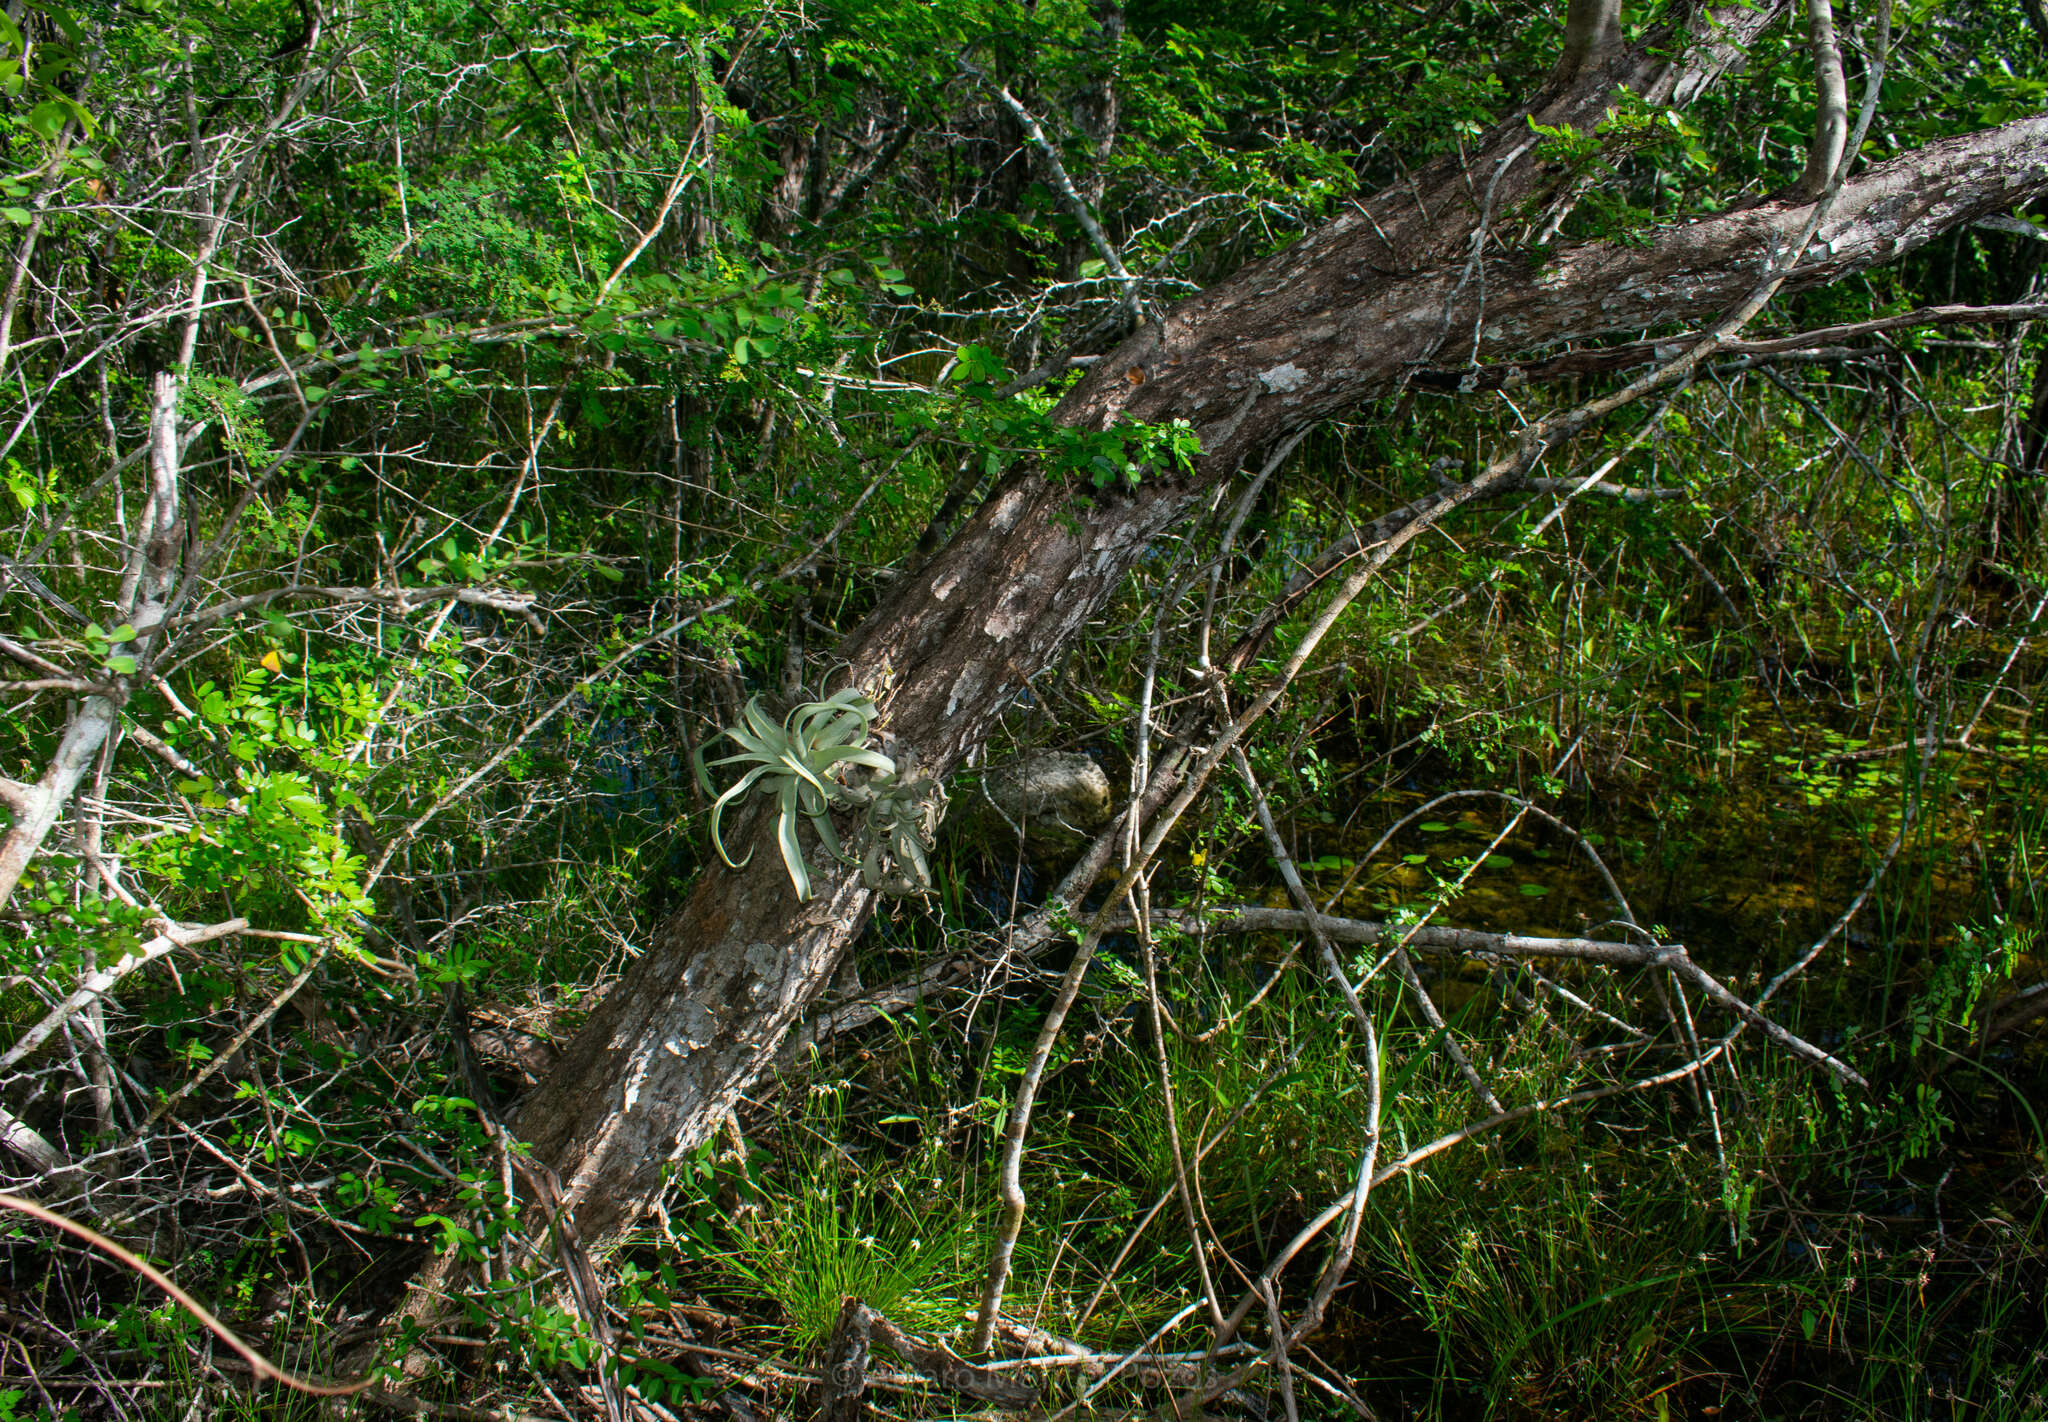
[1518,883,1550,897]
[25,101,68,140]
[42,6,84,50]
[1,207,29,225]
[776,779,811,901]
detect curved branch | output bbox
[0,1191,378,1397]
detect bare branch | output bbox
[1793,0,1849,199]
[0,1107,71,1173]
[165,581,542,634]
[960,55,1147,325]
[1172,905,1865,1085]
[0,919,248,1078]
[0,372,183,909]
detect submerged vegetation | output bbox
[2,0,2046,1418]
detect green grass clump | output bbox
[1370,1145,1725,1418]
[722,1122,975,1351]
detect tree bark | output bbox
[1792,0,1849,199]
[0,372,184,910]
[1559,0,1624,81]
[506,6,2048,1248]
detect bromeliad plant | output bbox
[696,688,942,901]
[854,766,947,897]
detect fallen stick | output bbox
[1167,906,1865,1087]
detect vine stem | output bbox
[0,1191,379,1397]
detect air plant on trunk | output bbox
[842,761,947,897]
[696,689,942,901]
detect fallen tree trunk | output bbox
[504,4,2048,1251]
